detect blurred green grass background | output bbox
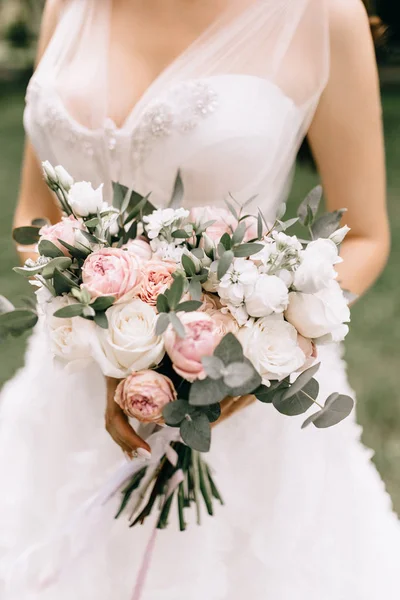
[0,84,400,511]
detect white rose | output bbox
[329,225,351,245]
[68,181,104,217]
[285,280,350,341]
[218,258,258,306]
[245,274,289,317]
[91,299,165,378]
[45,296,94,371]
[54,165,74,191]
[238,314,307,385]
[293,238,341,294]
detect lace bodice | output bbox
[24,0,329,219]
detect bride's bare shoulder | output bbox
[327,0,371,37]
[36,0,65,62]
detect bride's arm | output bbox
[14,0,64,263]
[308,0,389,297]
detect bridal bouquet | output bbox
[1,162,354,531]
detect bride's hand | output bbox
[214,395,257,427]
[105,377,151,458]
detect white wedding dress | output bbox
[1,1,400,598]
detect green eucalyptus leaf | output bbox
[254,384,274,403]
[124,194,153,224]
[42,257,72,279]
[13,226,40,245]
[201,355,225,380]
[224,199,238,221]
[297,185,323,225]
[278,217,299,232]
[58,239,89,260]
[165,275,185,310]
[155,312,170,335]
[302,393,354,429]
[191,248,204,260]
[182,254,197,277]
[189,377,230,407]
[214,333,244,366]
[90,296,115,311]
[84,217,100,228]
[273,378,319,416]
[53,304,85,318]
[219,232,232,251]
[223,362,255,388]
[227,359,262,396]
[163,399,192,426]
[217,250,234,280]
[257,211,263,240]
[94,311,109,329]
[282,363,321,400]
[170,312,186,338]
[79,230,102,245]
[156,294,170,314]
[38,239,65,258]
[233,243,264,258]
[311,209,347,239]
[112,181,128,210]
[172,229,191,239]
[176,300,202,312]
[13,264,45,278]
[0,309,38,337]
[231,221,247,245]
[200,403,221,423]
[189,279,202,301]
[53,268,79,295]
[169,170,184,209]
[180,413,211,452]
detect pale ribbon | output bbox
[6,426,182,597]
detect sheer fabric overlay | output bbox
[2,1,400,598]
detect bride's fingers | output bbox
[115,417,151,456]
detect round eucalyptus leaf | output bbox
[273,378,319,416]
[189,377,229,407]
[42,257,72,279]
[180,413,211,452]
[200,403,221,423]
[0,309,38,337]
[223,362,255,388]
[302,393,354,429]
[163,399,192,426]
[155,313,170,336]
[38,239,65,258]
[217,250,234,280]
[201,356,224,380]
[12,226,40,246]
[282,363,320,400]
[53,304,85,319]
[214,333,244,366]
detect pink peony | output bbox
[164,312,222,382]
[114,370,177,423]
[190,206,259,244]
[123,238,152,263]
[138,259,176,307]
[82,247,142,301]
[39,215,81,256]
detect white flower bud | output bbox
[329,225,351,245]
[42,161,57,185]
[54,165,74,191]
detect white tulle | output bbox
[2,0,400,597]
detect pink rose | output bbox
[164,312,222,382]
[115,370,177,423]
[297,334,318,371]
[138,259,176,307]
[123,238,152,263]
[190,206,237,243]
[82,247,142,301]
[205,308,239,338]
[39,215,81,256]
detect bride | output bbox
[1,0,399,598]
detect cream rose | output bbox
[285,280,350,342]
[91,299,165,378]
[115,371,176,423]
[244,274,289,318]
[238,314,307,385]
[293,239,341,294]
[45,296,94,371]
[68,181,104,217]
